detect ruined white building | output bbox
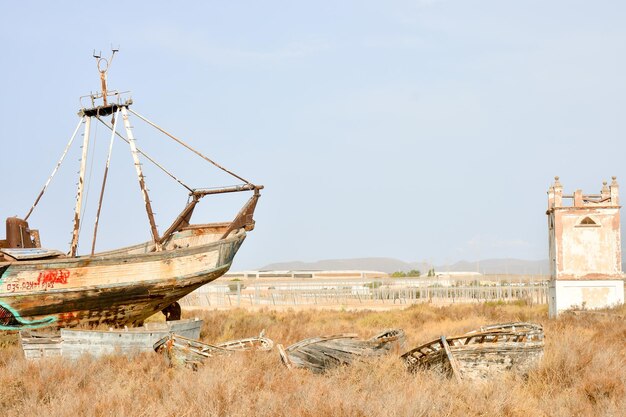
[547,176,625,317]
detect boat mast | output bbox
[27,49,261,258]
[121,106,161,250]
[71,48,123,257]
[69,48,163,255]
[69,117,91,257]
[95,49,116,107]
[90,108,120,255]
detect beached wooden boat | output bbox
[0,51,262,330]
[153,332,274,368]
[277,329,405,373]
[401,322,544,381]
[20,318,203,360]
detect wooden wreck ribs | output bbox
[401,322,544,380]
[278,329,406,373]
[154,332,275,368]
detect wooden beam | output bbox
[121,107,161,249]
[70,117,90,257]
[441,336,463,383]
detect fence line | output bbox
[180,278,549,308]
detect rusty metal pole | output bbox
[100,71,108,106]
[70,117,92,257]
[120,106,161,250]
[95,50,116,107]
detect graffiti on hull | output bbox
[0,302,56,330]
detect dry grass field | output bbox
[0,302,624,416]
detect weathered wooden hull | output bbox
[154,333,275,368]
[401,322,544,380]
[0,227,246,330]
[278,329,406,373]
[20,318,203,360]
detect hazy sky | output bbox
[1,1,625,269]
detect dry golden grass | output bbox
[0,302,624,417]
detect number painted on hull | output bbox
[5,269,71,292]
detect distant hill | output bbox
[260,257,550,275]
[438,258,550,275]
[260,257,420,273]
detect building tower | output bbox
[547,176,625,317]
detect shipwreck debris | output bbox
[401,322,544,381]
[18,331,62,360]
[154,331,275,369]
[20,319,202,360]
[277,329,406,373]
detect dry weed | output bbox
[0,303,623,416]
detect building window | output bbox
[576,216,600,227]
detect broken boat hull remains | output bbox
[278,329,406,373]
[20,318,203,360]
[154,332,275,368]
[401,322,544,381]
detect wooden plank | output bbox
[61,319,202,360]
[277,344,293,369]
[21,319,202,360]
[0,248,65,260]
[440,336,463,383]
[281,330,405,373]
[19,333,62,360]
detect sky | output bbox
[1,1,626,270]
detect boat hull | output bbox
[0,228,246,330]
[20,318,203,360]
[154,333,275,368]
[401,322,544,380]
[278,329,406,373]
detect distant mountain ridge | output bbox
[440,258,549,275]
[260,257,551,275]
[260,258,419,274]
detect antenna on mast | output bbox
[93,46,119,107]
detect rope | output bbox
[24,117,84,221]
[79,118,98,239]
[128,108,253,186]
[94,116,194,192]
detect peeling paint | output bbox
[547,176,625,316]
[0,301,56,330]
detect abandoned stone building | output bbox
[547,176,625,317]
